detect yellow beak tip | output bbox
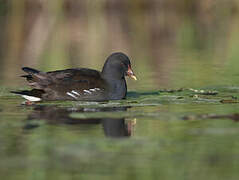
[131,75,137,81]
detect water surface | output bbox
[1,87,239,180]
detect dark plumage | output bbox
[11,52,137,102]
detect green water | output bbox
[1,87,239,180]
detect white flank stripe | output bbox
[71,90,80,96]
[89,88,96,92]
[83,90,92,94]
[95,88,100,90]
[67,92,77,99]
[22,95,41,102]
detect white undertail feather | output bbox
[21,95,42,102]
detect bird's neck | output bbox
[101,67,123,80]
[102,75,127,100]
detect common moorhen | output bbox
[12,52,137,102]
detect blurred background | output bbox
[0,0,239,90]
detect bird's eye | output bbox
[121,62,126,67]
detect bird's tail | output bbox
[11,89,44,102]
[21,67,50,89]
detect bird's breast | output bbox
[106,79,127,100]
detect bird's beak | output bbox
[127,65,137,80]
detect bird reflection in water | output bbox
[24,105,136,137]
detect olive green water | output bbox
[1,85,239,180]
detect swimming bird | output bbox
[11,52,137,102]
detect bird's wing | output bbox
[22,67,107,100]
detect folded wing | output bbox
[20,67,107,101]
